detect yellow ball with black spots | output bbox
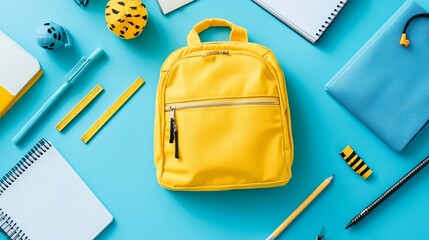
[105,0,148,39]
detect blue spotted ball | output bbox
[35,21,72,50]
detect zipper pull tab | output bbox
[169,107,176,143]
[169,106,179,159]
[174,129,179,159]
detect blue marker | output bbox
[12,48,104,143]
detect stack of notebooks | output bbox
[0,139,112,239]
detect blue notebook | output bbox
[325,0,429,152]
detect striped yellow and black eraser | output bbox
[340,145,372,179]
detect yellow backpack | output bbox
[154,19,293,191]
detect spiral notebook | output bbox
[0,139,113,239]
[252,0,349,43]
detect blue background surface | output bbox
[1,0,429,239]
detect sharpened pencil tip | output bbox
[345,221,353,229]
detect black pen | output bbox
[345,156,429,229]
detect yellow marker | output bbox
[265,175,334,240]
[81,77,144,143]
[340,145,372,179]
[56,84,104,131]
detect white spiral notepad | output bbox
[0,139,113,240]
[253,0,349,43]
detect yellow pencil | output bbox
[266,175,335,240]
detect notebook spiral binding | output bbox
[0,138,51,240]
[0,139,51,196]
[0,209,28,240]
[316,0,348,37]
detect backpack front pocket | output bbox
[161,97,290,190]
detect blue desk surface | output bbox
[1,0,429,239]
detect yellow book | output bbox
[0,31,43,118]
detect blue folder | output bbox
[325,0,429,152]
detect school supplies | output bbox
[316,227,325,240]
[340,145,372,179]
[0,139,113,239]
[56,84,103,131]
[252,0,348,44]
[346,156,429,229]
[154,18,294,191]
[325,0,429,152]
[157,0,194,15]
[35,21,73,50]
[0,31,43,118]
[105,0,148,39]
[13,48,104,144]
[266,175,334,240]
[81,77,144,143]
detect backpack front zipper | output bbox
[167,98,280,159]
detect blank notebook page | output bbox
[0,140,112,240]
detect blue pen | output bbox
[12,48,104,143]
